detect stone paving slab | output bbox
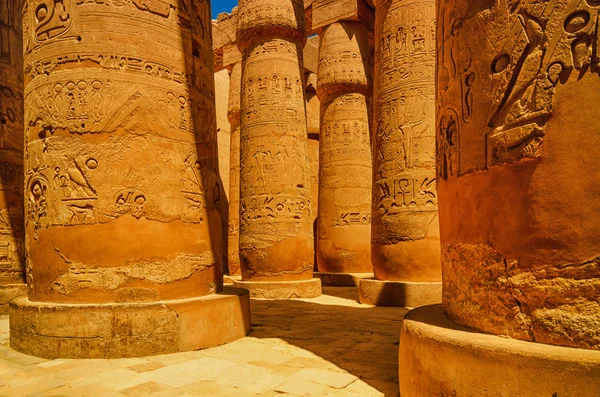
[0,287,405,396]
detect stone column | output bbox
[399,0,600,394]
[313,15,373,286]
[359,0,442,307]
[10,0,250,359]
[305,71,320,271]
[0,0,26,314]
[234,0,321,298]
[227,61,241,276]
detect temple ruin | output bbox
[0,0,598,395]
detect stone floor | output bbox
[0,287,406,397]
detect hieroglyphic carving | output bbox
[22,0,75,54]
[237,0,314,280]
[374,0,437,234]
[371,0,440,281]
[22,0,221,303]
[316,21,372,273]
[437,0,600,176]
[437,0,600,351]
[0,0,25,286]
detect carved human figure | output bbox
[236,0,316,287]
[316,21,372,274]
[372,0,441,282]
[227,62,241,276]
[437,0,600,350]
[18,0,222,304]
[8,0,253,360]
[0,0,26,314]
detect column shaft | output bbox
[0,0,26,313]
[437,0,600,350]
[10,0,250,359]
[237,0,315,282]
[372,0,440,282]
[227,62,241,276]
[316,21,372,274]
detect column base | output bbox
[400,305,600,396]
[234,278,322,299]
[0,284,27,315]
[314,272,373,287]
[224,275,242,285]
[9,287,251,359]
[358,278,441,307]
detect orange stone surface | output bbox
[21,0,224,305]
[437,0,600,350]
[0,0,26,313]
[371,0,440,283]
[236,0,315,282]
[227,62,242,276]
[316,21,372,274]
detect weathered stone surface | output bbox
[0,284,26,315]
[227,62,241,276]
[9,287,251,359]
[358,278,441,307]
[0,288,402,396]
[21,0,222,304]
[0,0,26,299]
[11,0,250,358]
[213,9,239,72]
[237,0,316,284]
[314,271,372,287]
[233,279,322,299]
[372,0,441,283]
[399,305,600,396]
[437,0,600,350]
[316,22,372,274]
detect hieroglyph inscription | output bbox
[240,38,312,235]
[25,78,215,137]
[375,0,437,216]
[437,0,600,177]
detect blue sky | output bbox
[212,0,237,18]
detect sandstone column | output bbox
[399,0,600,394]
[304,38,321,270]
[227,61,242,276]
[305,72,320,271]
[10,0,250,359]
[0,0,26,314]
[359,0,442,306]
[312,1,374,286]
[234,0,321,298]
